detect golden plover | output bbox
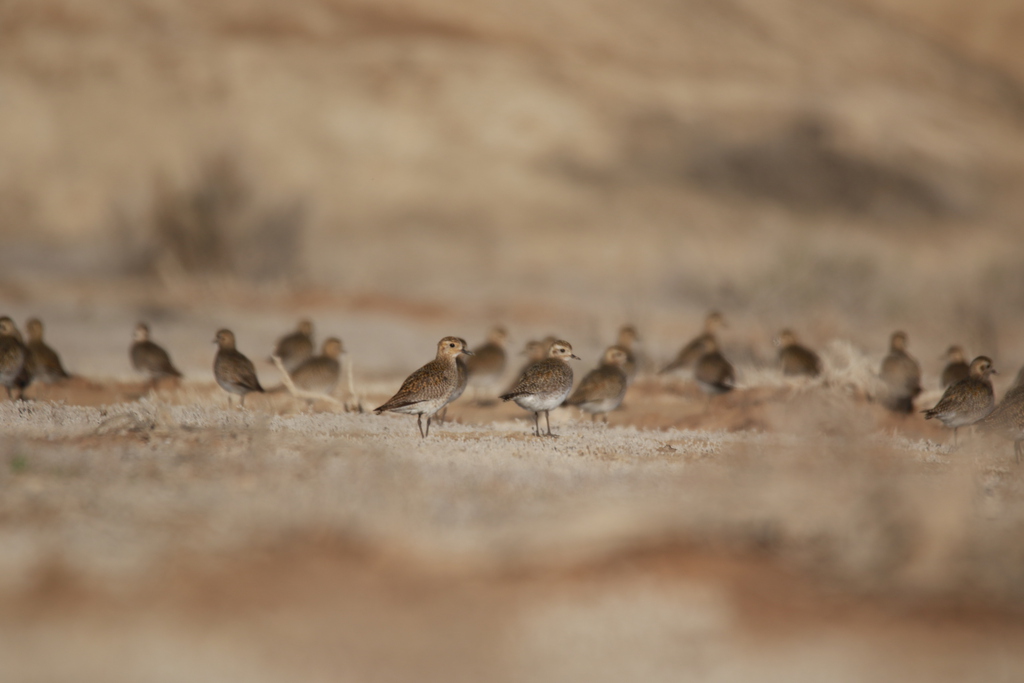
[774,329,821,377]
[923,355,996,445]
[879,331,922,414]
[374,337,472,437]
[940,345,970,389]
[291,337,344,395]
[500,339,580,437]
[980,368,1024,463]
[0,317,28,400]
[661,311,724,375]
[566,345,629,422]
[465,326,509,401]
[436,338,472,424]
[131,323,183,385]
[694,336,735,398]
[25,318,69,383]
[616,325,641,384]
[273,319,315,373]
[214,329,264,408]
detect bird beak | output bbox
[571,353,582,360]
[462,349,474,356]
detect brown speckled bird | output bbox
[566,346,629,422]
[694,336,735,399]
[25,318,69,384]
[291,337,344,395]
[879,331,922,414]
[661,311,724,375]
[775,329,821,377]
[464,326,508,400]
[923,356,996,445]
[0,317,28,399]
[501,340,580,437]
[374,337,472,437]
[131,323,183,385]
[981,366,1024,463]
[273,319,315,373]
[940,345,970,389]
[616,325,641,384]
[214,329,264,408]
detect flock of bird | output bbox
[1,313,1023,460]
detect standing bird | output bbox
[694,337,735,400]
[464,326,509,402]
[566,346,629,423]
[374,337,472,437]
[214,329,264,408]
[273,319,315,373]
[980,366,1024,463]
[923,356,996,445]
[616,325,641,384]
[879,331,922,414]
[291,337,344,395]
[774,329,821,377]
[501,340,580,437]
[0,317,28,400]
[661,311,724,375]
[25,318,69,383]
[940,345,970,389]
[131,323,183,385]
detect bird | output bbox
[661,311,724,375]
[980,366,1024,463]
[435,351,469,425]
[464,326,509,402]
[923,356,996,445]
[566,346,629,422]
[774,329,821,377]
[273,319,315,373]
[131,323,183,386]
[24,318,69,383]
[214,329,264,408]
[879,331,922,414]
[291,337,344,395]
[505,337,555,396]
[0,317,28,400]
[693,336,735,399]
[500,339,580,437]
[940,345,970,388]
[615,325,641,384]
[374,337,472,437]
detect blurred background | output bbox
[2,0,1024,362]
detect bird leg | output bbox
[425,415,432,437]
[417,413,425,438]
[436,407,448,425]
[544,410,556,437]
[533,412,540,437]
[1015,440,1021,465]
[953,427,958,448]
[240,393,247,409]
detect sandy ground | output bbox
[1,292,1023,683]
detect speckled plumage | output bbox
[291,337,344,395]
[131,323,183,382]
[879,331,922,414]
[923,356,995,444]
[25,318,69,383]
[214,329,264,407]
[374,337,472,437]
[566,346,629,421]
[661,312,724,375]
[501,340,580,436]
[273,320,315,373]
[693,337,735,396]
[775,329,821,377]
[0,317,27,399]
[940,345,970,389]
